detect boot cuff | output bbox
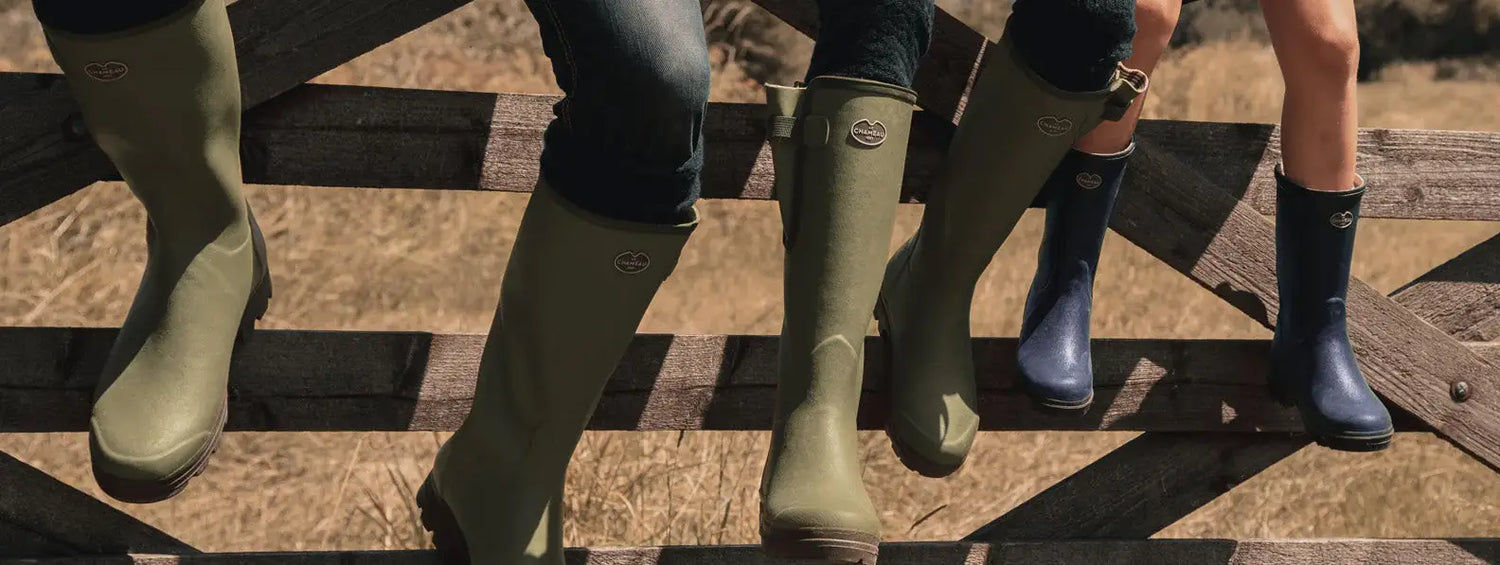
[1274,164,1367,199]
[995,21,1148,114]
[804,75,918,105]
[535,178,699,234]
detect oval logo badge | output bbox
[850,119,887,147]
[1075,172,1103,190]
[1036,115,1073,137]
[1329,211,1354,229]
[614,251,651,275]
[84,61,129,82]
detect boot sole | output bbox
[416,476,471,564]
[94,264,272,504]
[94,401,226,504]
[874,299,965,479]
[1316,428,1394,452]
[1267,380,1394,452]
[761,525,879,564]
[1029,390,1094,414]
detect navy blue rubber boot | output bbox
[1016,145,1133,412]
[1268,167,1393,452]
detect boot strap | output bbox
[1100,63,1149,122]
[766,115,832,147]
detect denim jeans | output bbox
[528,0,934,225]
[1009,0,1138,91]
[524,0,711,225]
[34,0,197,34]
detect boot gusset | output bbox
[1270,165,1392,452]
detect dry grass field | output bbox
[3,0,1500,554]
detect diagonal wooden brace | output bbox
[1115,141,1500,471]
[0,452,194,557]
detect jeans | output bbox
[1009,0,1138,91]
[529,0,934,224]
[33,0,197,34]
[523,0,711,225]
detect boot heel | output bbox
[236,275,272,345]
[417,477,471,564]
[762,526,879,564]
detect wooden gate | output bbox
[3,1,1500,562]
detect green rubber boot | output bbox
[416,181,697,565]
[759,76,917,565]
[43,0,271,503]
[875,31,1146,477]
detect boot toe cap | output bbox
[761,504,881,536]
[1017,360,1094,407]
[1315,404,1394,436]
[888,405,978,470]
[89,413,219,482]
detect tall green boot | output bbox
[416,181,696,564]
[42,0,271,503]
[875,30,1146,477]
[759,76,917,565]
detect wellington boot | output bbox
[1268,167,1393,452]
[758,76,916,565]
[875,30,1146,477]
[416,182,696,564]
[1016,144,1134,411]
[43,0,271,504]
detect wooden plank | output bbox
[8,79,1494,220]
[1391,233,1500,341]
[0,452,194,557]
[1113,141,1500,472]
[1143,121,1500,222]
[5,540,1500,564]
[964,433,1310,541]
[0,0,473,226]
[0,328,1461,434]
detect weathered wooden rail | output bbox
[2,0,1499,562]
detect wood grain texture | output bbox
[1113,141,1500,472]
[0,0,473,226]
[0,453,194,558]
[1391,233,1500,341]
[0,328,1464,434]
[964,433,1311,541]
[8,80,1496,220]
[6,540,1500,564]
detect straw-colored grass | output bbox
[2,0,1499,552]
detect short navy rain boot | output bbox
[1016,144,1134,412]
[1268,166,1393,452]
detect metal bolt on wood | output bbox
[1453,381,1471,403]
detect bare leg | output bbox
[1074,0,1181,154]
[1261,0,1360,191]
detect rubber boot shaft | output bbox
[1016,144,1133,410]
[43,0,270,503]
[760,76,917,565]
[1269,168,1393,451]
[420,182,696,564]
[877,28,1146,476]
